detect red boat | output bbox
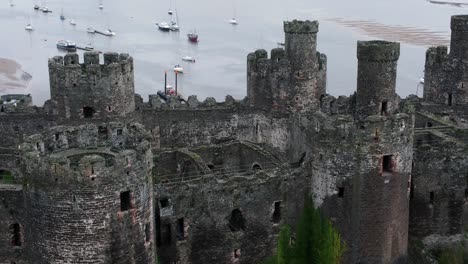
[187,33,198,42]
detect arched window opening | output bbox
[83,106,95,118]
[272,201,281,223]
[228,208,246,232]
[252,163,262,172]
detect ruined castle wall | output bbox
[0,114,55,148]
[20,123,154,263]
[409,132,467,239]
[154,165,306,264]
[48,52,135,119]
[141,109,290,152]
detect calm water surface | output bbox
[0,0,467,104]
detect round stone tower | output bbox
[284,20,320,112]
[356,41,400,119]
[48,52,135,119]
[21,123,154,263]
[450,15,468,60]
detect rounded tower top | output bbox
[284,20,319,34]
[451,15,468,32]
[357,40,400,62]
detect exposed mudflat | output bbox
[327,18,450,47]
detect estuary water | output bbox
[0,0,466,105]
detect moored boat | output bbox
[174,64,184,73]
[33,5,40,10]
[157,22,171,31]
[87,27,95,33]
[25,24,34,31]
[187,32,198,42]
[56,40,77,51]
[182,56,195,62]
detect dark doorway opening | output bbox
[83,106,95,118]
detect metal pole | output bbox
[164,71,167,94]
[175,71,178,96]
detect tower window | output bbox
[145,223,151,242]
[252,164,262,172]
[338,187,345,198]
[381,101,388,115]
[11,223,21,247]
[54,133,60,141]
[430,191,435,205]
[382,155,393,173]
[177,218,185,240]
[120,191,131,211]
[272,201,281,223]
[160,198,169,208]
[83,106,95,118]
[116,129,123,136]
[448,93,453,106]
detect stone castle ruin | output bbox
[1,15,468,264]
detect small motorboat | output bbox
[157,22,171,31]
[42,7,49,13]
[87,27,95,33]
[33,5,40,10]
[25,24,34,31]
[70,19,76,26]
[104,29,116,36]
[168,9,173,15]
[56,40,77,52]
[85,43,94,50]
[187,32,198,42]
[229,18,238,25]
[174,64,184,73]
[99,3,103,9]
[182,56,195,62]
[419,77,425,84]
[277,42,285,46]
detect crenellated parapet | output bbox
[147,94,244,110]
[48,52,135,119]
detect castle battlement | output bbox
[283,20,319,34]
[357,40,400,62]
[49,51,133,67]
[425,46,448,66]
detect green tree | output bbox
[262,199,345,264]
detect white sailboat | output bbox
[25,16,34,31]
[170,7,180,31]
[25,24,34,31]
[229,1,238,25]
[70,19,76,26]
[182,56,195,62]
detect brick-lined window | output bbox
[120,191,131,211]
[381,101,388,115]
[383,155,393,173]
